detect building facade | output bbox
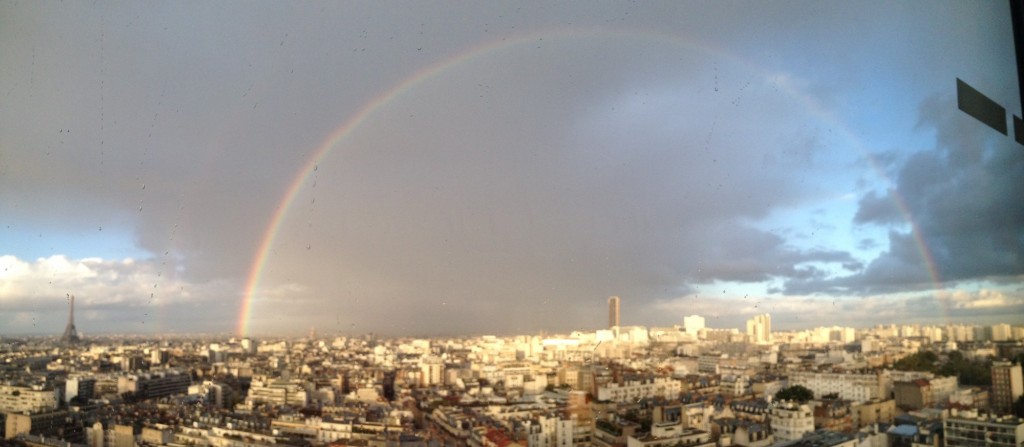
[608,297,620,328]
[991,361,1023,415]
[770,401,814,442]
[944,409,1024,447]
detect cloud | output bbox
[793,92,1024,296]
[784,230,935,295]
[943,289,1024,310]
[897,96,1024,282]
[0,255,238,334]
[650,289,1024,331]
[853,190,903,225]
[233,35,888,335]
[1,2,1017,335]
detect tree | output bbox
[1012,353,1024,367]
[775,385,814,403]
[893,351,939,372]
[936,355,991,386]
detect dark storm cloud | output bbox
[793,94,1024,296]
[900,98,1023,279]
[2,1,1019,335]
[853,190,902,225]
[241,31,880,334]
[784,230,936,295]
[687,227,859,283]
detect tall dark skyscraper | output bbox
[608,296,620,328]
[61,294,80,344]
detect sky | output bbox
[1,1,1022,337]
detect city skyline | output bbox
[3,312,1023,447]
[1,2,1022,336]
[6,294,1024,339]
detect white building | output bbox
[519,415,559,447]
[788,371,888,403]
[770,401,814,442]
[746,314,771,344]
[626,425,713,447]
[929,375,958,404]
[992,324,1013,341]
[683,315,705,338]
[246,377,309,407]
[420,355,445,387]
[597,377,681,403]
[0,384,58,413]
[944,409,1024,447]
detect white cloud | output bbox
[946,288,1023,309]
[648,287,1024,331]
[0,254,241,333]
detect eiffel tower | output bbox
[60,294,80,344]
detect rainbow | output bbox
[236,27,943,337]
[767,76,946,295]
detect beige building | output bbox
[746,314,771,344]
[4,410,68,440]
[419,355,445,387]
[850,399,895,429]
[141,426,173,445]
[0,385,58,414]
[894,379,932,410]
[111,424,135,447]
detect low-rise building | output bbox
[596,377,681,403]
[4,410,69,441]
[812,398,852,433]
[850,399,895,429]
[788,371,888,403]
[625,425,713,447]
[713,418,773,447]
[770,401,814,442]
[0,385,58,414]
[894,379,932,410]
[117,370,191,401]
[773,429,855,447]
[944,409,1024,447]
